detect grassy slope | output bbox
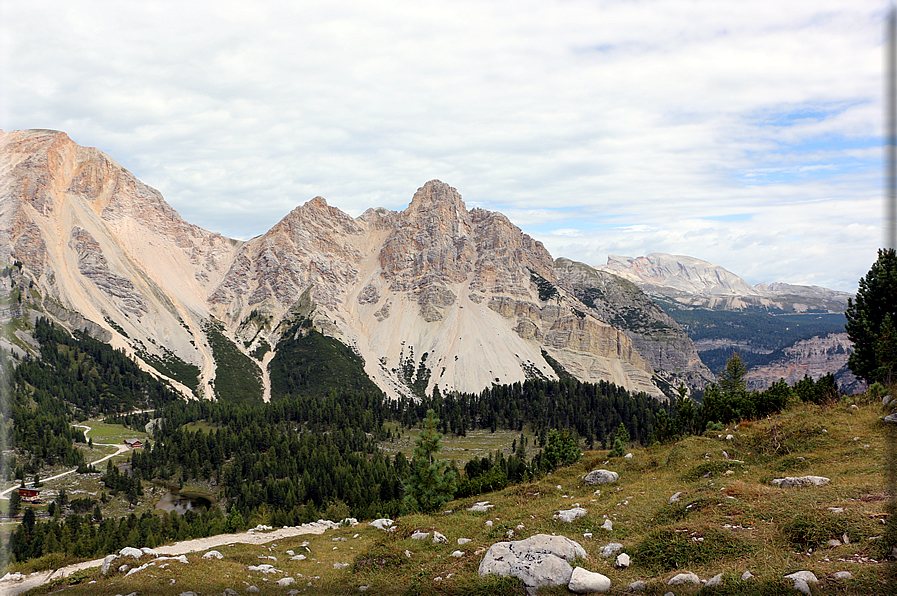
[22,397,891,595]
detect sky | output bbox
[0,1,889,292]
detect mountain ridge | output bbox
[1,129,670,401]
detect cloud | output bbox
[1,0,886,291]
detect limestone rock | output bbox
[202,550,223,559]
[601,519,613,531]
[771,476,830,488]
[370,518,394,530]
[568,567,611,593]
[833,571,853,579]
[554,507,587,523]
[669,491,683,504]
[584,470,619,485]
[101,554,118,574]
[668,572,701,585]
[705,573,723,587]
[468,501,494,512]
[598,543,623,557]
[433,531,447,544]
[478,534,586,590]
[741,570,755,580]
[626,580,646,592]
[411,531,430,540]
[614,553,630,568]
[119,547,144,559]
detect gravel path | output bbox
[0,523,329,595]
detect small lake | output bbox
[154,490,215,514]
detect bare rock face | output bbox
[1,131,667,401]
[744,333,860,392]
[555,257,713,393]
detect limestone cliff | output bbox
[744,333,864,394]
[1,130,666,401]
[554,258,713,394]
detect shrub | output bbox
[634,526,755,571]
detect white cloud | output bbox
[0,0,887,292]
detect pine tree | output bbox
[404,410,457,513]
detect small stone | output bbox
[784,571,818,584]
[333,562,349,569]
[485,520,493,527]
[742,570,754,580]
[458,538,471,545]
[827,507,844,514]
[433,531,448,544]
[411,531,430,540]
[826,539,842,548]
[568,567,611,593]
[224,590,238,596]
[771,476,830,488]
[179,592,196,596]
[614,553,630,568]
[833,571,853,579]
[119,547,144,559]
[598,542,623,557]
[624,453,633,458]
[583,532,592,539]
[584,470,619,485]
[726,434,734,440]
[404,550,412,558]
[669,491,683,504]
[668,572,701,585]
[705,573,723,587]
[370,518,394,530]
[451,550,464,558]
[626,580,646,592]
[793,578,811,595]
[468,501,494,512]
[246,587,259,594]
[555,507,588,523]
[202,550,224,559]
[276,578,295,586]
[601,519,613,531]
[842,532,850,544]
[101,554,119,575]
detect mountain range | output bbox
[0,129,856,402]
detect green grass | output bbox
[379,425,536,462]
[14,396,893,595]
[203,319,263,403]
[81,420,148,444]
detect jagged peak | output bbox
[406,180,467,215]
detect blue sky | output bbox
[0,0,888,292]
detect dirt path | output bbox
[0,523,330,595]
[0,425,129,500]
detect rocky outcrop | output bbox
[555,257,713,393]
[478,534,587,593]
[743,333,861,392]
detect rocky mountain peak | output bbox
[405,180,468,220]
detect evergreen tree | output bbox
[404,410,456,513]
[608,423,630,457]
[846,248,897,382]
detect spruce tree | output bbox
[404,410,457,513]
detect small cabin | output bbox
[124,439,143,449]
[17,488,40,502]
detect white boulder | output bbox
[554,507,587,523]
[370,518,394,530]
[584,470,619,485]
[202,550,223,560]
[668,572,701,585]
[478,534,586,590]
[771,476,830,488]
[568,567,611,593]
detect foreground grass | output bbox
[19,397,894,595]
